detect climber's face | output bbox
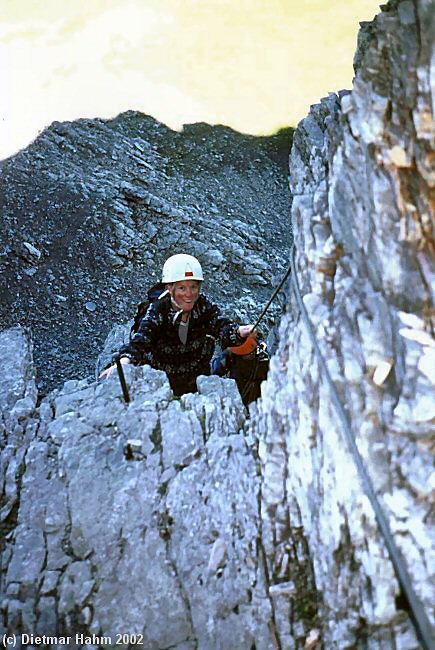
[170,280,201,312]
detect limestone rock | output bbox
[0,331,273,648]
[253,1,435,647]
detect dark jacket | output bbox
[119,292,243,395]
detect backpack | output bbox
[130,283,167,338]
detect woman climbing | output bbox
[99,253,255,396]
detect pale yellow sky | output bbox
[0,0,380,159]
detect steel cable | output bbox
[252,260,293,332]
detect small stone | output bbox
[41,571,60,595]
[204,249,224,266]
[250,274,269,286]
[85,301,97,312]
[372,360,393,386]
[388,145,411,167]
[6,583,20,597]
[304,629,321,649]
[123,439,146,460]
[269,581,296,596]
[398,0,415,24]
[24,267,38,276]
[82,605,93,625]
[23,242,42,258]
[207,538,227,574]
[399,327,434,347]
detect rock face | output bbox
[255,0,434,647]
[0,117,293,393]
[0,1,434,649]
[1,327,274,648]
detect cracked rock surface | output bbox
[1,327,273,648]
[253,0,434,648]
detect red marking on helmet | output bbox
[185,271,193,276]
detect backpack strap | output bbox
[131,301,150,336]
[130,284,169,337]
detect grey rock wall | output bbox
[254,0,434,647]
[0,327,275,649]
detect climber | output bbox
[99,253,255,396]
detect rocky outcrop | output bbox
[255,0,434,647]
[1,327,275,648]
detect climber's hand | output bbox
[98,357,130,380]
[238,325,257,338]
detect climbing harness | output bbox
[289,243,434,650]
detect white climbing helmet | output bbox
[162,254,204,283]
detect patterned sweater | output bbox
[118,292,244,383]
